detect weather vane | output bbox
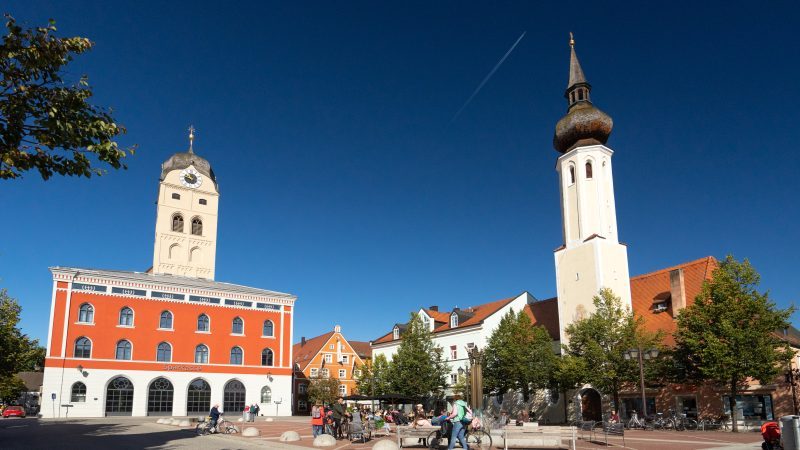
[188,125,196,153]
[569,32,575,48]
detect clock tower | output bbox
[152,128,219,279]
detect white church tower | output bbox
[152,128,220,279]
[553,35,632,343]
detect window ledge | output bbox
[261,335,276,339]
[157,328,174,332]
[230,333,245,337]
[74,322,95,326]
[195,330,211,334]
[117,325,135,329]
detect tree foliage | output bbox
[356,353,391,396]
[674,255,793,432]
[562,288,662,409]
[387,313,448,400]
[551,354,588,421]
[307,376,340,406]
[0,289,45,402]
[484,310,557,401]
[1,15,133,180]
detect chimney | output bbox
[301,337,306,346]
[669,268,686,314]
[429,305,438,312]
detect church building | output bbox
[41,132,297,418]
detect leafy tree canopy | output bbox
[387,313,448,400]
[0,289,45,402]
[563,288,662,409]
[674,255,793,432]
[484,309,557,401]
[356,353,391,397]
[1,15,133,180]
[307,376,340,406]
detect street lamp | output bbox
[623,348,659,418]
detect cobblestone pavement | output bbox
[0,416,765,450]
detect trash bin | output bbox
[780,416,800,450]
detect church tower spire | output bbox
[552,34,632,344]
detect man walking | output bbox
[332,397,346,439]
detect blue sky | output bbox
[2,1,799,345]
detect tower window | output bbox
[578,89,584,101]
[119,307,134,326]
[586,161,593,179]
[172,214,184,232]
[199,199,207,205]
[115,340,132,360]
[171,193,180,200]
[569,166,576,185]
[191,218,203,236]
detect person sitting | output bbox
[209,404,221,431]
[609,410,620,424]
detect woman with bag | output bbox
[445,394,470,450]
[311,404,324,437]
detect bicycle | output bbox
[195,413,238,435]
[626,410,647,430]
[651,412,675,430]
[427,420,493,450]
[674,413,698,431]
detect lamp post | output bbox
[623,347,659,418]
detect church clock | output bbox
[180,167,202,188]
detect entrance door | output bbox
[147,377,174,416]
[581,389,602,422]
[106,376,134,416]
[223,380,246,413]
[187,378,211,414]
[677,396,698,419]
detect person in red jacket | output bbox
[311,404,325,437]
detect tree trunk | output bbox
[612,381,620,420]
[563,388,568,424]
[729,379,738,433]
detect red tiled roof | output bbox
[523,297,560,341]
[372,295,519,345]
[293,331,334,371]
[630,256,718,345]
[349,341,372,360]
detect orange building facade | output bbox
[292,326,370,414]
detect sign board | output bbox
[51,393,56,400]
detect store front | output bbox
[620,396,656,420]
[722,394,773,421]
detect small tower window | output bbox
[172,214,184,232]
[569,166,576,185]
[191,218,203,236]
[392,326,399,340]
[199,199,207,205]
[578,89,584,101]
[171,193,180,200]
[586,161,593,179]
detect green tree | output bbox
[484,310,557,401]
[674,255,793,432]
[551,354,588,422]
[1,15,133,180]
[307,376,340,406]
[388,314,448,400]
[563,288,662,410]
[356,354,391,396]
[0,289,44,401]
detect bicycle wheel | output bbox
[224,421,239,434]
[664,419,675,430]
[427,430,444,450]
[685,419,698,431]
[195,423,208,436]
[466,429,492,450]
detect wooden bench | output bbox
[500,425,576,450]
[396,425,440,449]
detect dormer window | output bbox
[450,313,458,328]
[392,326,399,340]
[421,315,430,330]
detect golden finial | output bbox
[569,32,575,48]
[188,125,195,153]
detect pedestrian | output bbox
[445,394,470,450]
[332,396,346,439]
[251,403,259,421]
[209,404,221,432]
[243,404,250,422]
[311,404,324,437]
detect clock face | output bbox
[180,168,203,188]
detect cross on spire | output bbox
[188,125,196,153]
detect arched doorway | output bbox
[187,378,211,414]
[105,376,134,416]
[224,380,246,413]
[581,388,602,422]
[147,377,174,416]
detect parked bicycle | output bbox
[651,412,676,430]
[427,421,493,450]
[673,412,698,431]
[626,410,648,430]
[196,413,239,435]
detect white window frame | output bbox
[339,384,347,396]
[341,355,349,364]
[450,345,457,360]
[324,354,333,363]
[450,313,458,328]
[450,374,457,384]
[338,369,346,378]
[310,368,319,377]
[393,327,399,340]
[321,368,329,378]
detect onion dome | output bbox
[159,127,217,187]
[553,34,613,153]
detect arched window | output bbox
[450,313,459,328]
[186,379,211,414]
[116,340,132,360]
[261,348,274,366]
[392,326,399,340]
[119,307,134,326]
[191,218,203,236]
[74,337,91,358]
[172,214,184,232]
[569,165,576,185]
[159,311,173,329]
[230,346,243,365]
[232,317,244,334]
[262,320,274,337]
[71,382,87,402]
[189,247,200,262]
[223,380,246,413]
[195,344,209,363]
[585,161,593,179]
[197,314,209,332]
[147,377,174,416]
[78,303,94,323]
[261,386,272,403]
[168,244,180,259]
[156,342,172,362]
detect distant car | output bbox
[2,406,26,418]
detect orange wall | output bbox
[297,332,364,394]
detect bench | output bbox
[599,422,625,447]
[500,425,576,450]
[577,421,596,441]
[396,425,440,449]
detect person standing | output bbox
[332,397,346,439]
[446,395,470,450]
[311,404,324,437]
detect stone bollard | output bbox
[373,439,400,450]
[243,427,260,437]
[280,431,301,442]
[313,434,337,446]
[179,420,191,427]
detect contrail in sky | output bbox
[449,31,527,125]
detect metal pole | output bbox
[639,350,647,418]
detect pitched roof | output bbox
[15,371,43,391]
[523,297,560,341]
[293,331,334,371]
[630,256,718,345]
[349,341,372,360]
[372,295,519,345]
